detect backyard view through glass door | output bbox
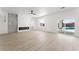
[63,18,75,34]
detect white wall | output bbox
[51,8,79,37]
[32,17,39,30]
[0,7,79,37]
[0,8,8,34]
[18,13,34,32]
[35,8,79,37]
[36,16,58,32]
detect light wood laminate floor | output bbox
[0,31,79,51]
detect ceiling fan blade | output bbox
[33,13,36,15]
[60,7,65,9]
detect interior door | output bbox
[8,13,18,33]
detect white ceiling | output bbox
[1,7,75,17]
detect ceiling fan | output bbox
[29,10,36,15]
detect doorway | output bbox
[8,13,18,33]
[58,18,75,35]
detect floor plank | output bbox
[0,31,79,51]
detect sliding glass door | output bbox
[63,18,75,34]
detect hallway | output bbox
[0,31,79,51]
